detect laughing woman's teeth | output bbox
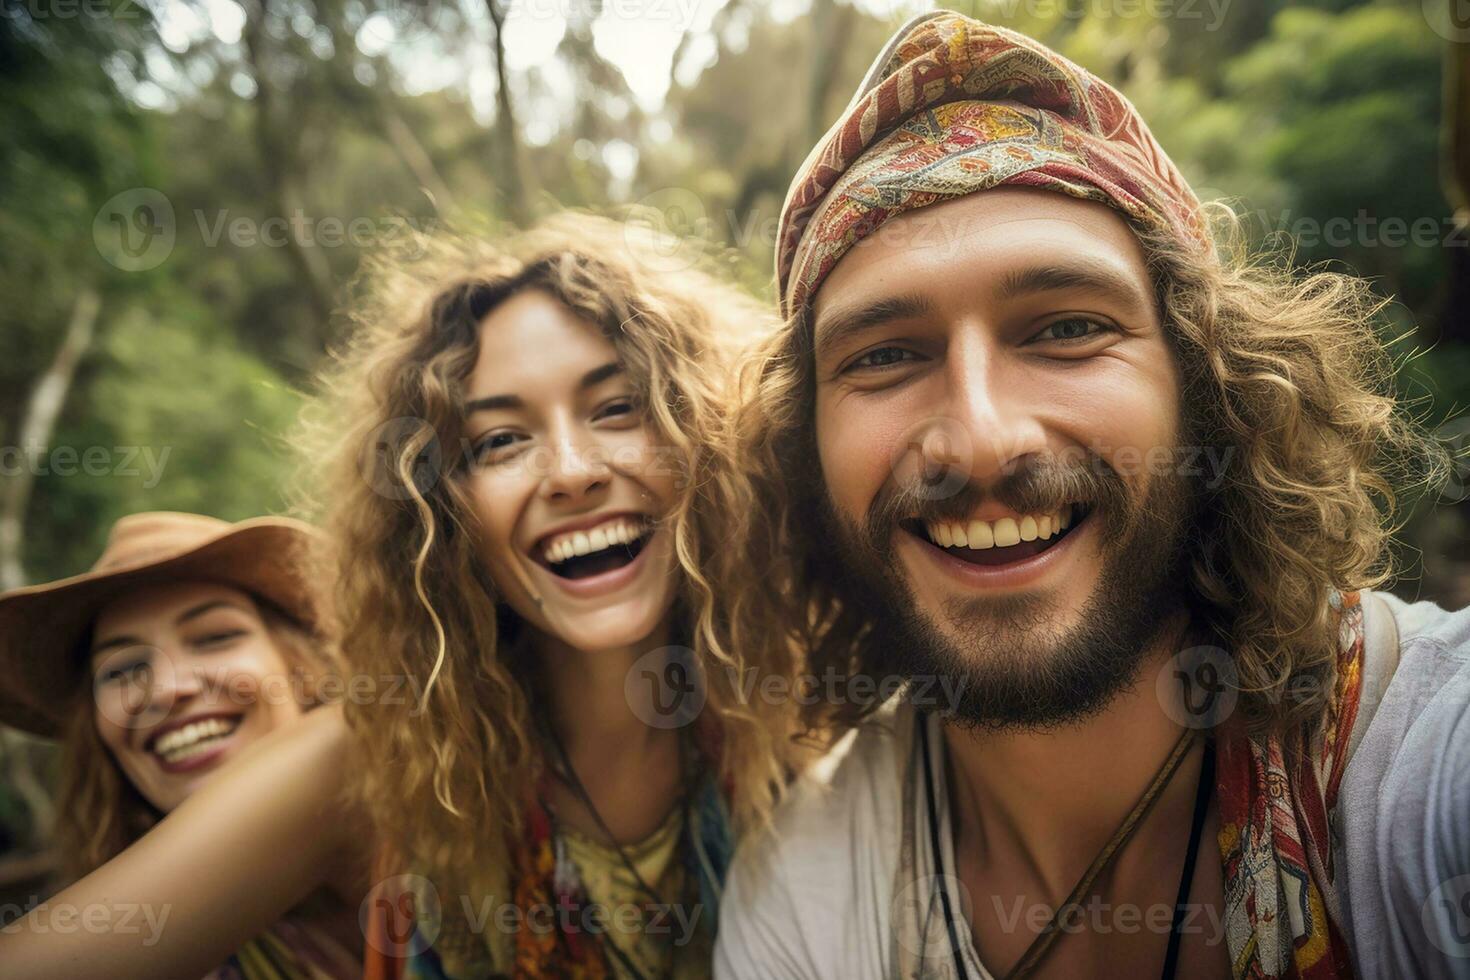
[153,716,240,764]
[542,518,651,565]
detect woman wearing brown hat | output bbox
[0,511,363,979]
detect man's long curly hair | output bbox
[297,213,796,903]
[731,205,1450,739]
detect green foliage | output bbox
[27,302,303,581]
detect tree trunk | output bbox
[0,287,95,852]
[486,0,536,226]
[0,288,98,592]
[243,0,337,333]
[1442,34,1469,344]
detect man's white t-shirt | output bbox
[713,591,1470,980]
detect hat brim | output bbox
[0,517,325,737]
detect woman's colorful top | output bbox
[205,913,362,980]
[363,741,733,979]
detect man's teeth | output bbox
[152,717,240,763]
[543,518,647,564]
[924,506,1074,550]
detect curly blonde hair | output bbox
[299,213,796,904]
[730,205,1449,738]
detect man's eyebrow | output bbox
[463,362,624,416]
[813,294,934,355]
[997,260,1151,309]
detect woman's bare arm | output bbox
[0,704,366,980]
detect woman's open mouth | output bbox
[533,515,653,581]
[902,503,1094,567]
[146,712,244,773]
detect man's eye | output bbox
[1033,317,1110,343]
[848,347,919,371]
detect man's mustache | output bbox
[866,453,1132,536]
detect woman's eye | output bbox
[595,399,636,422]
[100,659,151,685]
[195,629,247,649]
[847,347,919,371]
[473,431,525,464]
[1033,317,1110,343]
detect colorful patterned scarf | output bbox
[362,730,733,980]
[1213,589,1363,979]
[775,10,1210,320]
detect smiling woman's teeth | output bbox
[925,506,1073,550]
[543,518,646,564]
[153,717,240,764]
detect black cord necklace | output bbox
[540,718,691,980]
[918,713,1215,980]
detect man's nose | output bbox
[914,336,1048,487]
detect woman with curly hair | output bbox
[1,214,799,980]
[311,212,796,978]
[715,12,1467,980]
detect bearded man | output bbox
[714,12,1470,980]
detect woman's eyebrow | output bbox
[175,600,248,627]
[91,633,146,661]
[464,362,624,417]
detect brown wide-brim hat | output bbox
[0,512,327,737]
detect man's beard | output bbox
[818,450,1199,732]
